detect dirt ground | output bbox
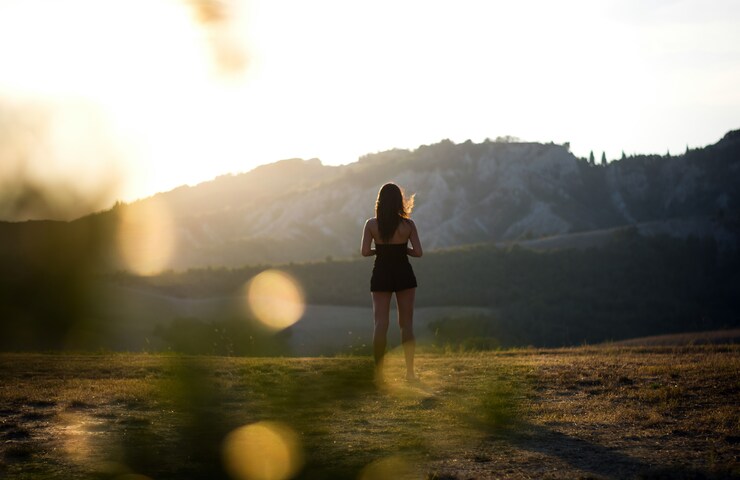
[0,346,738,479]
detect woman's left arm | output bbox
[407,220,423,257]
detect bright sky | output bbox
[0,0,738,207]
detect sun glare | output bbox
[1,0,737,215]
[116,198,176,276]
[0,0,251,204]
[243,270,306,331]
[57,411,118,470]
[222,421,304,480]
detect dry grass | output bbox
[0,346,738,479]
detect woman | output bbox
[361,183,423,383]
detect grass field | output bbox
[1,346,738,479]
[92,284,495,355]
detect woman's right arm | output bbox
[407,220,423,257]
[361,219,375,257]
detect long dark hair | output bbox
[375,183,415,243]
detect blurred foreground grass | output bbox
[0,346,738,479]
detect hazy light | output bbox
[116,199,176,276]
[0,100,124,221]
[57,411,123,471]
[59,412,95,464]
[222,421,304,480]
[358,455,418,480]
[244,270,305,331]
[2,0,737,211]
[0,0,251,207]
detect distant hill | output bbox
[109,232,737,351]
[1,130,739,352]
[26,129,733,270]
[2,130,738,270]
[3,231,737,352]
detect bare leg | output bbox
[371,292,392,382]
[396,288,416,380]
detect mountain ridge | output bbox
[121,130,739,268]
[2,130,738,271]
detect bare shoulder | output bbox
[365,217,378,227]
[396,218,415,238]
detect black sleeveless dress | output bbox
[370,243,418,292]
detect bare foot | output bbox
[374,369,386,387]
[405,373,420,384]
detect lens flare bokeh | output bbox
[58,411,124,471]
[222,421,304,480]
[60,412,95,465]
[116,199,175,276]
[244,269,305,331]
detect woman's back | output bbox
[368,218,415,245]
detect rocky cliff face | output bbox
[4,132,735,271]
[121,131,738,269]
